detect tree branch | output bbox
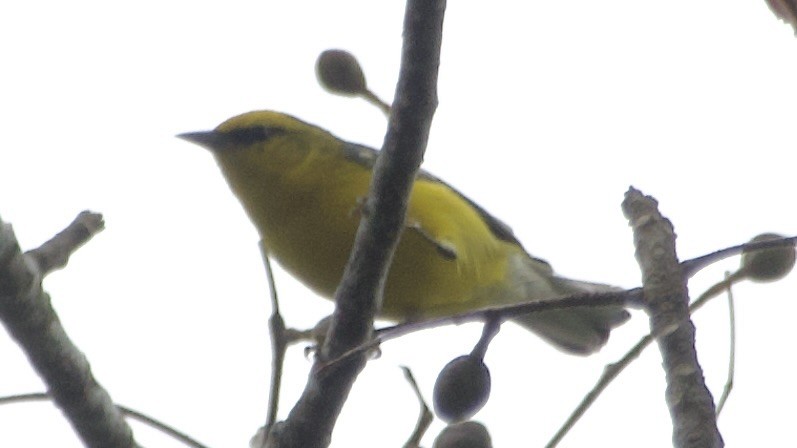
[25,210,104,275]
[621,187,723,448]
[765,0,797,32]
[0,212,138,447]
[266,1,446,447]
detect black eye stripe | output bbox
[223,127,286,145]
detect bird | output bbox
[178,110,629,355]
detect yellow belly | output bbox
[242,160,512,322]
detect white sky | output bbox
[1,1,796,447]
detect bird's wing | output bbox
[342,142,552,267]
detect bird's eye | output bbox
[225,126,286,146]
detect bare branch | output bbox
[714,272,736,417]
[0,213,137,447]
[321,0,444,362]
[622,187,723,448]
[266,1,446,446]
[378,288,640,342]
[26,210,104,275]
[765,0,797,32]
[401,366,433,448]
[316,288,639,375]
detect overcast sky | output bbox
[1,1,796,447]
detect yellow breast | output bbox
[215,138,514,321]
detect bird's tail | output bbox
[507,255,630,355]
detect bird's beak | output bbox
[176,131,221,151]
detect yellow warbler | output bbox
[179,111,629,354]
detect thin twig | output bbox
[121,406,209,448]
[470,318,502,360]
[380,289,641,341]
[546,331,652,448]
[362,89,391,116]
[715,272,736,417]
[260,243,286,441]
[401,367,434,448]
[317,288,639,375]
[682,236,796,278]
[545,273,739,447]
[0,393,209,448]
